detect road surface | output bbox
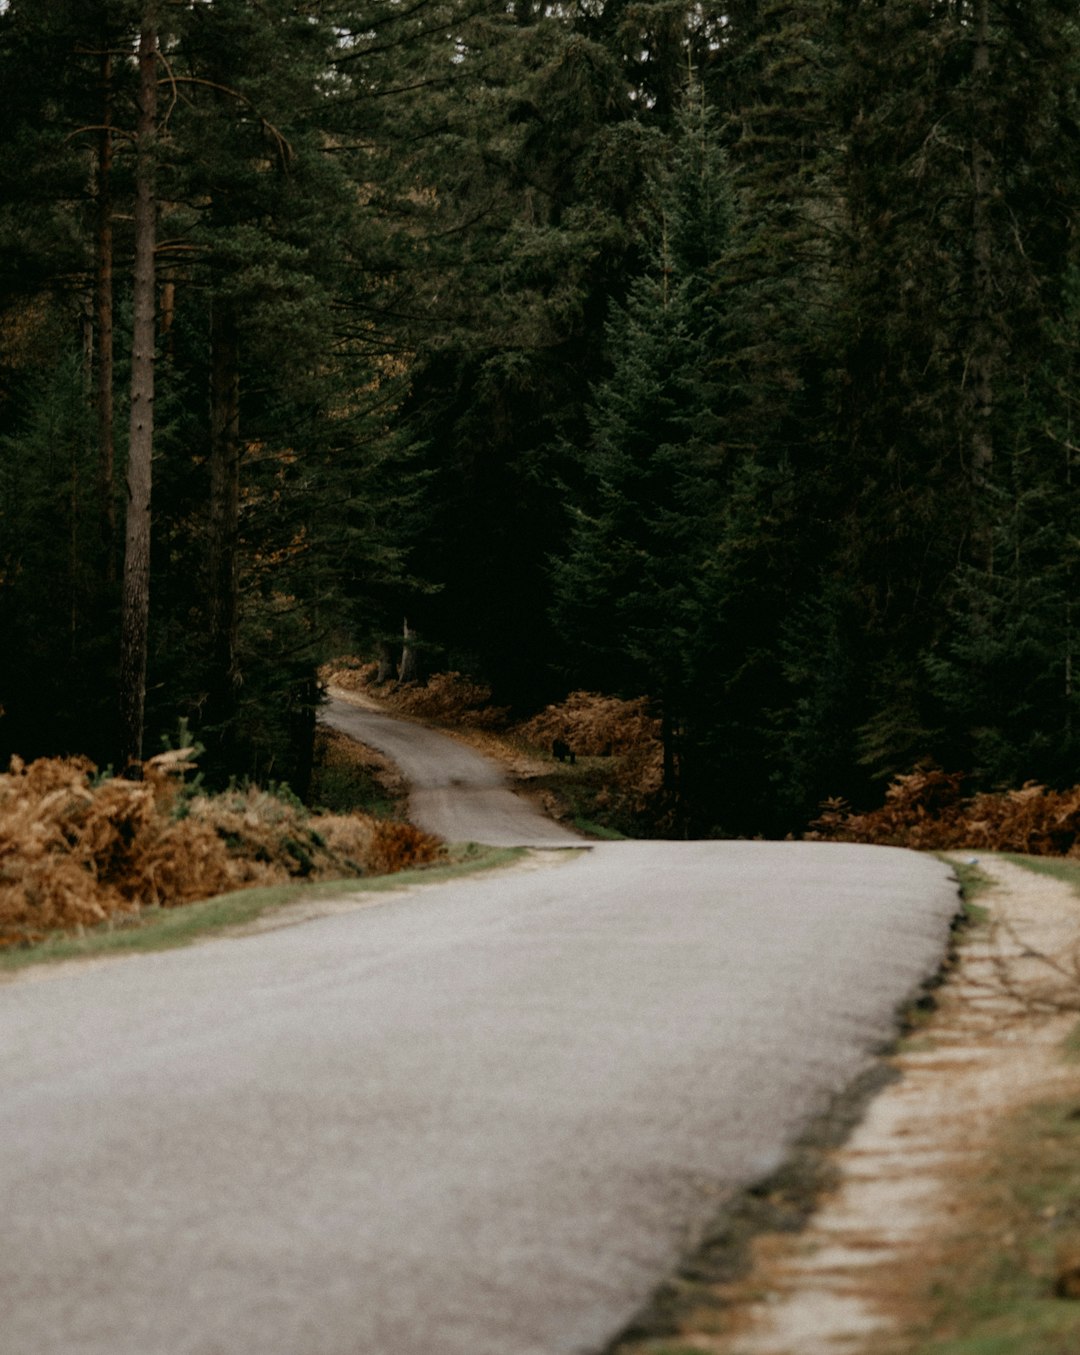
[323,692,583,845]
[0,707,960,1355]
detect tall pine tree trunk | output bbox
[118,17,157,771]
[969,0,996,572]
[375,640,396,684]
[203,34,245,764]
[207,293,241,751]
[96,44,116,580]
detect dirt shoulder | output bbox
[611,853,1080,1355]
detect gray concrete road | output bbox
[323,693,583,846]
[0,704,960,1355]
[1,847,957,1355]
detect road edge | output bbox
[601,857,967,1353]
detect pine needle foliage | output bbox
[551,84,733,801]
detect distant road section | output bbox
[0,699,961,1355]
[323,692,582,846]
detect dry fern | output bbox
[0,751,443,949]
[321,661,510,729]
[516,691,666,822]
[516,690,661,758]
[807,765,1080,856]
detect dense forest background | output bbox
[1,0,1079,837]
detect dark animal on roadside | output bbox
[552,737,576,765]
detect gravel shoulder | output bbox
[609,853,1080,1355]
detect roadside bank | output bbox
[609,853,1080,1355]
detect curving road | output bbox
[0,704,960,1355]
[323,692,583,846]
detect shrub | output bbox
[515,690,661,758]
[807,765,1080,855]
[0,749,443,948]
[515,691,666,829]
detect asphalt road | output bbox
[0,710,960,1355]
[323,693,583,845]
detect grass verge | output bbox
[0,843,525,975]
[945,854,996,924]
[308,723,407,819]
[524,763,638,840]
[1004,852,1080,897]
[886,1098,1080,1355]
[878,854,1080,1355]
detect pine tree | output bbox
[832,0,1080,789]
[688,0,845,831]
[553,86,733,806]
[0,0,424,781]
[0,0,143,763]
[0,354,104,760]
[361,0,670,703]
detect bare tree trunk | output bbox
[118,18,157,771]
[207,294,241,746]
[398,618,419,685]
[96,45,116,580]
[375,639,396,684]
[202,34,244,760]
[968,0,996,573]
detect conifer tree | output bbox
[678,1,845,831]
[0,0,423,780]
[553,86,733,805]
[363,0,673,702]
[0,0,140,763]
[833,0,1080,787]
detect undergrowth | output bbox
[810,766,1080,856]
[322,661,666,837]
[0,746,443,949]
[326,661,510,728]
[326,664,1080,851]
[309,724,406,819]
[0,844,521,973]
[514,691,665,832]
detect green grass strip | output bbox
[939,854,994,924]
[1003,852,1080,898]
[0,844,528,974]
[891,1100,1080,1355]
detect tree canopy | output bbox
[2,0,1079,831]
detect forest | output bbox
[1,0,1079,840]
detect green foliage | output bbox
[2,0,1080,832]
[552,86,732,783]
[0,348,117,762]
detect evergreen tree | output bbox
[553,86,733,810]
[0,353,105,758]
[0,0,143,763]
[833,0,1080,790]
[691,0,844,831]
[369,0,670,703]
[4,0,1080,828]
[146,0,424,782]
[0,0,422,783]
